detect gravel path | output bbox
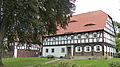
[42,59,61,64]
[23,59,61,67]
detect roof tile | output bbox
[56,10,108,35]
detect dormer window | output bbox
[84,23,95,26]
[69,20,77,23]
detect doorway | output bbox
[67,47,71,56]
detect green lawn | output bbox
[70,59,120,67]
[3,57,53,67]
[2,58,120,67]
[34,58,120,67]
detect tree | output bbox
[114,21,120,52]
[0,0,76,66]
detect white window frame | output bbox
[85,33,89,38]
[46,49,49,53]
[84,46,91,52]
[94,45,102,52]
[75,46,82,52]
[93,32,97,38]
[61,48,65,53]
[77,34,81,39]
[51,48,55,53]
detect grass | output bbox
[2,57,53,67]
[2,57,120,67]
[34,58,120,67]
[70,58,120,67]
[33,59,71,67]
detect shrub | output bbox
[109,62,120,67]
[60,56,64,59]
[47,55,54,59]
[113,53,120,58]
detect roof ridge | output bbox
[73,10,107,17]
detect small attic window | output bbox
[84,23,95,26]
[69,20,77,23]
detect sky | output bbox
[74,0,120,22]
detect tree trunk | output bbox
[0,50,4,67]
[0,33,4,66]
[0,23,9,66]
[0,34,5,66]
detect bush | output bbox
[47,55,54,59]
[109,62,120,67]
[60,56,64,59]
[113,53,120,58]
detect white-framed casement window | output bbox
[94,45,102,52]
[51,48,54,53]
[75,46,82,52]
[84,46,91,52]
[46,49,49,53]
[61,48,65,53]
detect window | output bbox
[68,35,71,39]
[69,20,77,23]
[53,37,56,41]
[86,47,90,51]
[93,33,97,38]
[75,46,82,52]
[81,34,85,38]
[71,35,74,39]
[78,47,81,51]
[84,46,91,52]
[94,45,102,52]
[64,36,68,40]
[46,49,48,53]
[59,36,62,40]
[84,23,95,26]
[96,46,100,51]
[85,33,89,38]
[61,48,65,53]
[78,34,81,39]
[74,34,77,39]
[51,48,54,53]
[55,36,59,40]
[45,39,48,41]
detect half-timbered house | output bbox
[42,10,116,59]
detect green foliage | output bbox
[0,0,76,44]
[0,0,76,65]
[113,21,120,52]
[113,53,120,58]
[114,21,120,28]
[109,62,120,67]
[115,38,120,52]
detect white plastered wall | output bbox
[42,46,67,57]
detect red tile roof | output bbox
[56,10,108,35]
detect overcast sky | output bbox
[74,0,120,22]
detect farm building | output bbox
[42,10,116,59]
